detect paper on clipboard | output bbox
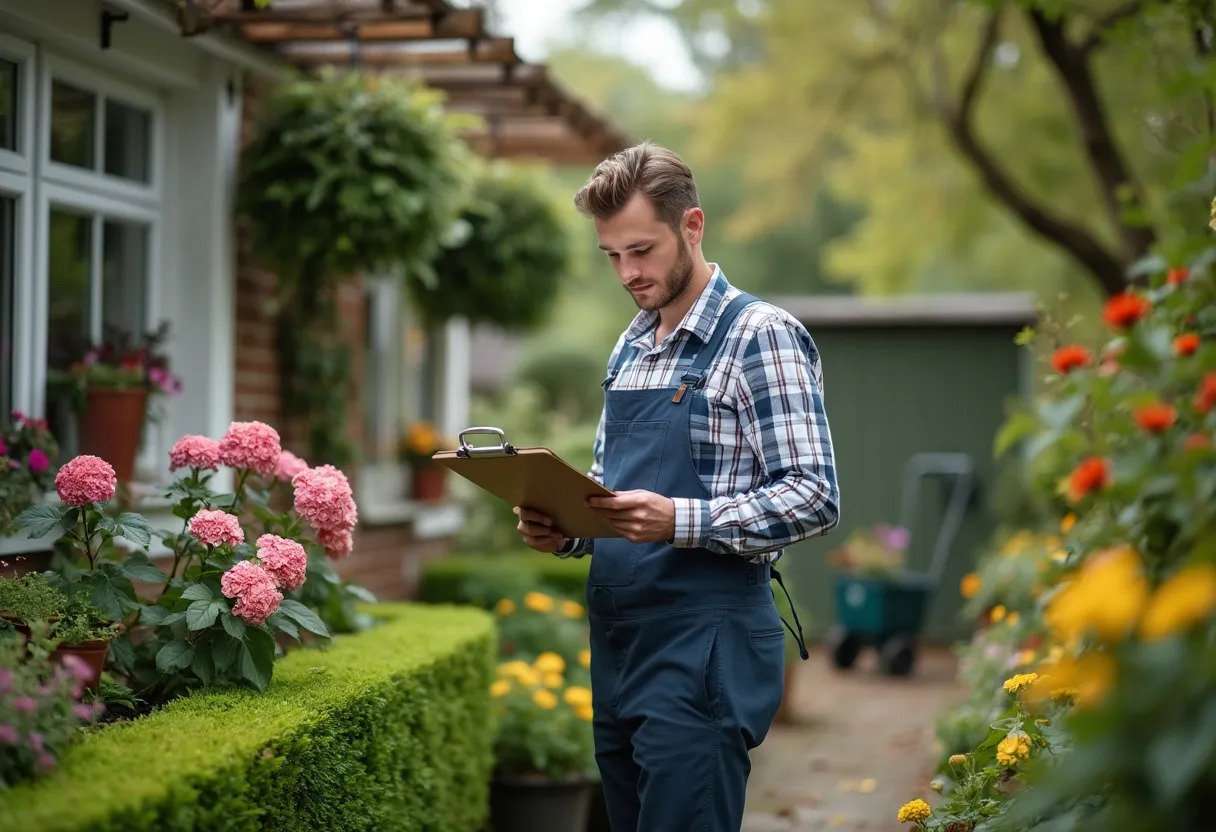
[432,426,622,539]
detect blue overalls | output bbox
[587,292,809,832]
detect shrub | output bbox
[417,552,592,607]
[0,602,496,831]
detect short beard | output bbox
[635,236,694,312]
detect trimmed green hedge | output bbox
[417,551,591,605]
[0,603,496,832]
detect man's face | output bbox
[595,192,695,312]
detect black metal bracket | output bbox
[101,8,130,50]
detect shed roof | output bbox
[176,0,631,164]
[770,292,1039,328]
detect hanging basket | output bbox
[77,387,148,482]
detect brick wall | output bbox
[233,76,452,602]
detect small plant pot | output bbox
[77,386,148,482]
[489,772,593,832]
[411,465,446,502]
[50,638,111,692]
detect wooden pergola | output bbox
[179,0,631,164]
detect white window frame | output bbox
[0,34,36,175]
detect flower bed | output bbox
[0,602,496,832]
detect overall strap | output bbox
[676,292,759,395]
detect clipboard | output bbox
[432,426,622,539]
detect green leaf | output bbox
[123,553,169,584]
[1038,394,1084,431]
[155,640,195,674]
[994,411,1040,458]
[114,513,153,546]
[191,645,217,685]
[82,570,140,620]
[181,583,216,602]
[139,605,169,626]
[11,504,65,539]
[278,599,331,638]
[221,610,246,640]
[240,628,276,692]
[213,635,240,672]
[1146,698,1216,802]
[186,599,223,631]
[267,611,299,640]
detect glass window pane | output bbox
[50,81,96,169]
[104,99,150,183]
[0,59,16,153]
[46,208,93,455]
[0,195,14,418]
[101,219,148,339]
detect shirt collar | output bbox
[624,264,731,351]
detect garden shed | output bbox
[769,292,1039,643]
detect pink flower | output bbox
[188,509,245,548]
[36,752,55,771]
[13,696,37,714]
[0,667,12,693]
[0,437,7,455]
[220,559,273,599]
[256,534,308,590]
[274,450,308,482]
[27,731,44,752]
[218,421,282,477]
[54,455,117,505]
[169,435,221,472]
[317,526,354,559]
[73,704,94,721]
[292,465,358,533]
[0,724,17,744]
[231,581,282,626]
[59,654,94,683]
[27,449,49,473]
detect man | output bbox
[513,142,839,832]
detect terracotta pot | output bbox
[0,549,54,580]
[489,772,593,832]
[411,465,446,501]
[77,387,148,482]
[50,638,111,692]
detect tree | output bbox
[581,0,1216,299]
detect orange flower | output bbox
[1068,457,1110,503]
[1134,403,1177,433]
[1102,293,1151,329]
[1197,372,1216,414]
[1174,333,1200,356]
[1050,345,1092,375]
[1184,433,1211,453]
[1167,266,1189,285]
[960,573,981,598]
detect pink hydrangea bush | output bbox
[256,534,308,591]
[54,455,117,506]
[218,421,282,478]
[168,435,220,472]
[187,509,245,548]
[220,560,282,626]
[292,464,358,558]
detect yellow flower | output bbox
[990,604,1007,623]
[406,422,440,456]
[1002,672,1039,695]
[1139,563,1216,641]
[515,668,540,688]
[1017,648,1036,667]
[532,689,558,710]
[498,660,531,679]
[1025,652,1116,710]
[523,591,554,613]
[563,686,593,708]
[897,798,931,824]
[575,704,594,722]
[1045,545,1147,643]
[930,780,944,793]
[960,572,981,598]
[543,672,564,688]
[534,651,566,675]
[947,754,967,767]
[561,599,585,618]
[1006,611,1020,626]
[996,731,1031,766]
[1060,513,1077,534]
[1050,549,1069,564]
[490,679,511,698]
[578,649,591,669]
[495,598,516,616]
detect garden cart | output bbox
[825,452,976,676]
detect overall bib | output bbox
[587,292,808,832]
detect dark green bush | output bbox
[416,552,591,606]
[0,603,496,832]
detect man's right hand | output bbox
[514,506,568,553]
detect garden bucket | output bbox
[489,773,592,832]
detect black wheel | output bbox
[878,634,917,676]
[826,625,864,670]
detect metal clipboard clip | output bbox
[455,426,519,459]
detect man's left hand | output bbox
[587,490,676,543]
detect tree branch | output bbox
[1028,8,1155,269]
[1080,1,1152,53]
[938,12,1129,296]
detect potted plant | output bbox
[0,413,60,577]
[0,572,67,629]
[398,421,448,501]
[50,322,181,482]
[489,652,596,832]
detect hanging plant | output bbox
[234,68,473,465]
[406,164,571,331]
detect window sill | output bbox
[360,498,466,539]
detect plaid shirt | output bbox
[557,267,840,563]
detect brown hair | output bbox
[573,141,699,233]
